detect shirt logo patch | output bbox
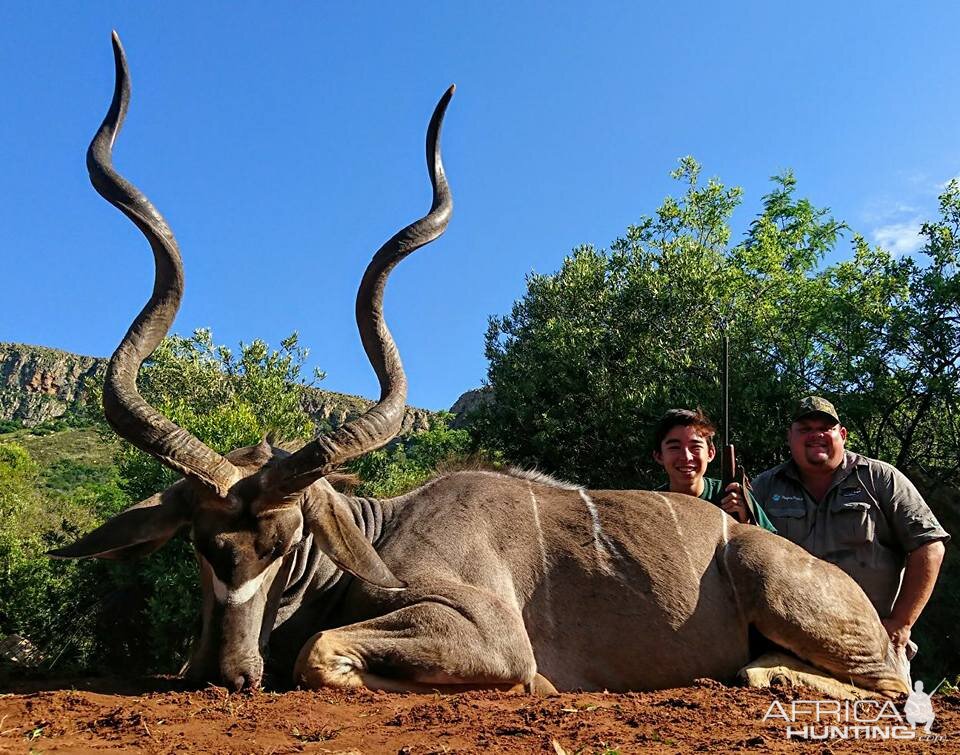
[772,494,803,502]
[841,487,863,497]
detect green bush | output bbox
[41,458,117,495]
[349,413,477,497]
[85,330,315,671]
[0,419,23,434]
[0,442,100,672]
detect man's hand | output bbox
[881,617,912,653]
[720,482,749,523]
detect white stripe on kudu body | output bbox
[578,489,617,574]
[527,484,548,572]
[718,508,744,621]
[526,483,554,628]
[657,492,699,586]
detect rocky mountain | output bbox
[0,343,104,426]
[0,343,454,434]
[300,385,435,436]
[448,386,494,428]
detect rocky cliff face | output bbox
[448,386,494,428]
[300,386,435,436]
[0,343,105,426]
[0,343,440,434]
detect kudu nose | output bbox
[220,650,265,692]
[225,671,261,692]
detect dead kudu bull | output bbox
[54,35,911,699]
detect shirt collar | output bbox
[777,450,867,484]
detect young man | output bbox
[752,396,949,654]
[653,408,776,532]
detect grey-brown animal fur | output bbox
[53,34,911,698]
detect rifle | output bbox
[720,330,758,525]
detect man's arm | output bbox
[882,540,947,650]
[875,462,950,649]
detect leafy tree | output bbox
[475,160,843,487]
[349,413,475,497]
[813,182,960,478]
[475,161,960,491]
[735,179,960,482]
[115,329,318,501]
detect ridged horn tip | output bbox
[110,31,125,63]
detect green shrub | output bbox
[0,443,100,672]
[350,413,478,497]
[41,458,117,495]
[0,419,22,434]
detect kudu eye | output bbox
[206,537,241,569]
[255,539,284,562]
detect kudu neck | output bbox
[340,492,394,548]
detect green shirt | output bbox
[657,477,777,533]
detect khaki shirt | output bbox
[752,451,949,617]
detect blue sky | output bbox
[2,3,958,410]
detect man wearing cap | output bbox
[752,396,948,655]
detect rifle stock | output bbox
[721,443,757,525]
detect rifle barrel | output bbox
[722,331,730,456]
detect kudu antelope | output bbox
[54,35,912,698]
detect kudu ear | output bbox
[49,484,191,561]
[303,495,406,590]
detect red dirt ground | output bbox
[0,677,957,754]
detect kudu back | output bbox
[54,35,911,698]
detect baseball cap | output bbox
[792,396,840,424]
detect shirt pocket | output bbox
[766,501,808,542]
[828,499,875,547]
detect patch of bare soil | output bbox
[0,677,957,754]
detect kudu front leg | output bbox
[723,529,910,698]
[294,592,552,693]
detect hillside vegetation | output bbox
[0,341,439,435]
[0,333,474,678]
